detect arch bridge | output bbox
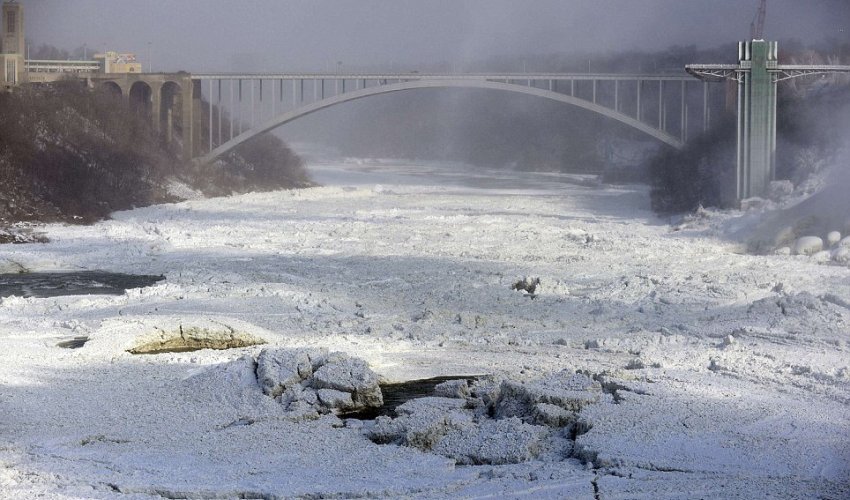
[190,72,716,165]
[80,43,850,204]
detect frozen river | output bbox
[0,160,848,498]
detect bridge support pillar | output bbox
[180,80,195,164]
[192,79,203,159]
[150,82,162,134]
[736,40,778,201]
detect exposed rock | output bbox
[494,371,601,419]
[363,371,599,465]
[839,236,850,248]
[774,246,792,256]
[793,236,823,256]
[434,379,471,399]
[365,398,472,450]
[311,355,383,408]
[432,417,557,465]
[512,276,540,296]
[285,400,321,421]
[317,389,355,410]
[256,348,324,398]
[532,402,576,428]
[254,348,383,415]
[128,323,266,355]
[395,396,468,417]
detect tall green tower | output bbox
[736,40,778,200]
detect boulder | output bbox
[792,236,823,256]
[317,389,355,410]
[364,398,472,450]
[256,348,325,398]
[256,348,383,415]
[532,402,576,428]
[311,356,383,408]
[826,231,842,246]
[434,379,471,399]
[494,371,600,419]
[432,417,554,465]
[833,247,850,264]
[812,250,832,263]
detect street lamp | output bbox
[147,42,152,73]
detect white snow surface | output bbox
[1,160,849,499]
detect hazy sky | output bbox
[21,0,850,72]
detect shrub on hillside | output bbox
[181,102,313,196]
[648,84,850,214]
[648,113,737,213]
[0,81,312,223]
[0,81,178,221]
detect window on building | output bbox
[6,59,16,84]
[7,11,16,33]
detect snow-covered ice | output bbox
[1,160,848,499]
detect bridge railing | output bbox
[25,59,101,73]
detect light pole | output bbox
[147,42,152,73]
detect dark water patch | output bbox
[341,375,479,420]
[0,272,164,298]
[57,336,89,349]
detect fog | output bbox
[19,0,850,181]
[23,0,850,73]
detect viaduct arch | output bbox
[88,73,201,162]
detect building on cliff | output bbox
[1,0,26,88]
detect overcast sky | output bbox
[21,0,850,72]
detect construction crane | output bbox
[750,0,767,40]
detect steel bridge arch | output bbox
[197,79,684,164]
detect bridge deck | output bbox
[190,72,693,81]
